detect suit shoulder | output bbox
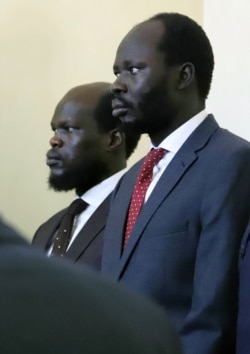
[215,127,250,150]
[32,208,66,240]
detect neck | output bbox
[150,103,205,146]
[76,161,126,196]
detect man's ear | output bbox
[177,62,195,90]
[107,128,124,151]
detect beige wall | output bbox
[0,0,203,240]
[204,0,250,141]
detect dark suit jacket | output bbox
[32,195,111,270]
[237,221,250,354]
[102,115,250,354]
[0,218,182,354]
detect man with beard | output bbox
[101,13,250,354]
[0,217,182,354]
[32,82,140,270]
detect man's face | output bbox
[111,20,178,137]
[47,100,109,195]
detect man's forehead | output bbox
[57,83,111,111]
[53,100,84,120]
[122,20,164,45]
[116,20,164,57]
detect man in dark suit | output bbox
[101,12,250,354]
[237,220,250,354]
[0,217,182,354]
[32,82,140,269]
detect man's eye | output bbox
[54,127,76,134]
[130,67,139,75]
[67,127,75,133]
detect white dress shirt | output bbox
[145,110,208,202]
[68,169,126,248]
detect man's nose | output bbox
[111,76,128,95]
[49,132,63,148]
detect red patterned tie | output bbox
[124,148,167,246]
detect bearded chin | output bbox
[48,174,76,192]
[120,116,144,135]
[48,160,109,195]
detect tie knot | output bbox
[66,198,87,216]
[146,148,166,164]
[139,148,167,179]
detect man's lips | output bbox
[46,153,63,168]
[112,99,129,118]
[47,158,62,167]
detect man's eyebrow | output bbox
[113,60,140,70]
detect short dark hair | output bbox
[148,13,214,100]
[94,91,140,159]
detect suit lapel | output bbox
[101,163,142,271]
[103,115,219,279]
[64,195,111,262]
